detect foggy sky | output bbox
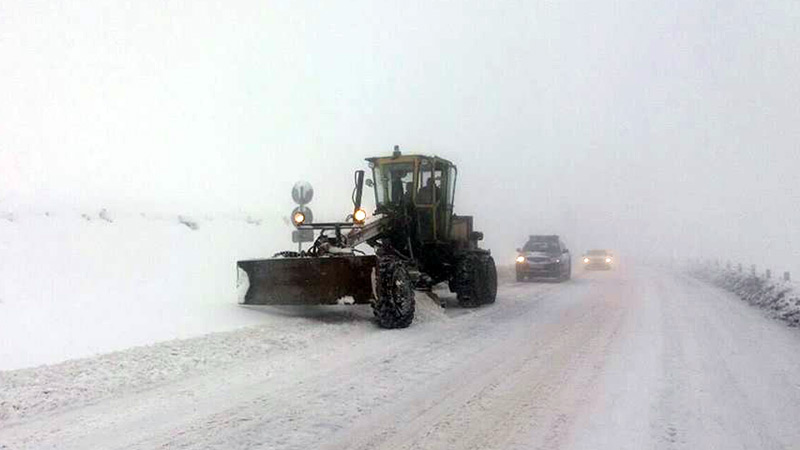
[2,1,799,272]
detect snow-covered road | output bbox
[2,266,800,449]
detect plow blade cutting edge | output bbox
[237,255,377,305]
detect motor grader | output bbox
[237,146,497,328]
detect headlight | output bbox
[516,256,526,263]
[554,259,561,263]
[605,257,612,263]
[293,212,305,225]
[353,208,367,223]
[583,258,590,263]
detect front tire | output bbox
[372,257,415,329]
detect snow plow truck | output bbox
[237,146,497,328]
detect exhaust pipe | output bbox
[353,170,366,223]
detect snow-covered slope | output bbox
[0,210,293,370]
[689,262,800,326]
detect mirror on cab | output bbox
[365,179,374,188]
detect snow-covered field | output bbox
[0,210,293,370]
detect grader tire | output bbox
[457,254,497,307]
[481,255,498,304]
[372,257,415,328]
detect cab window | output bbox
[373,162,414,205]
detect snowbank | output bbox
[0,304,379,423]
[0,210,292,370]
[689,263,800,326]
[0,289,457,424]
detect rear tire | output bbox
[481,256,498,304]
[372,257,415,328]
[456,254,497,307]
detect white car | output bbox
[581,249,614,270]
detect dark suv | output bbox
[515,235,571,282]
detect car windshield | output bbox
[587,250,608,256]
[523,241,559,252]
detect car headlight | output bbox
[554,259,561,263]
[605,257,612,263]
[583,257,590,263]
[516,256,526,263]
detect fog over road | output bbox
[2,266,800,450]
